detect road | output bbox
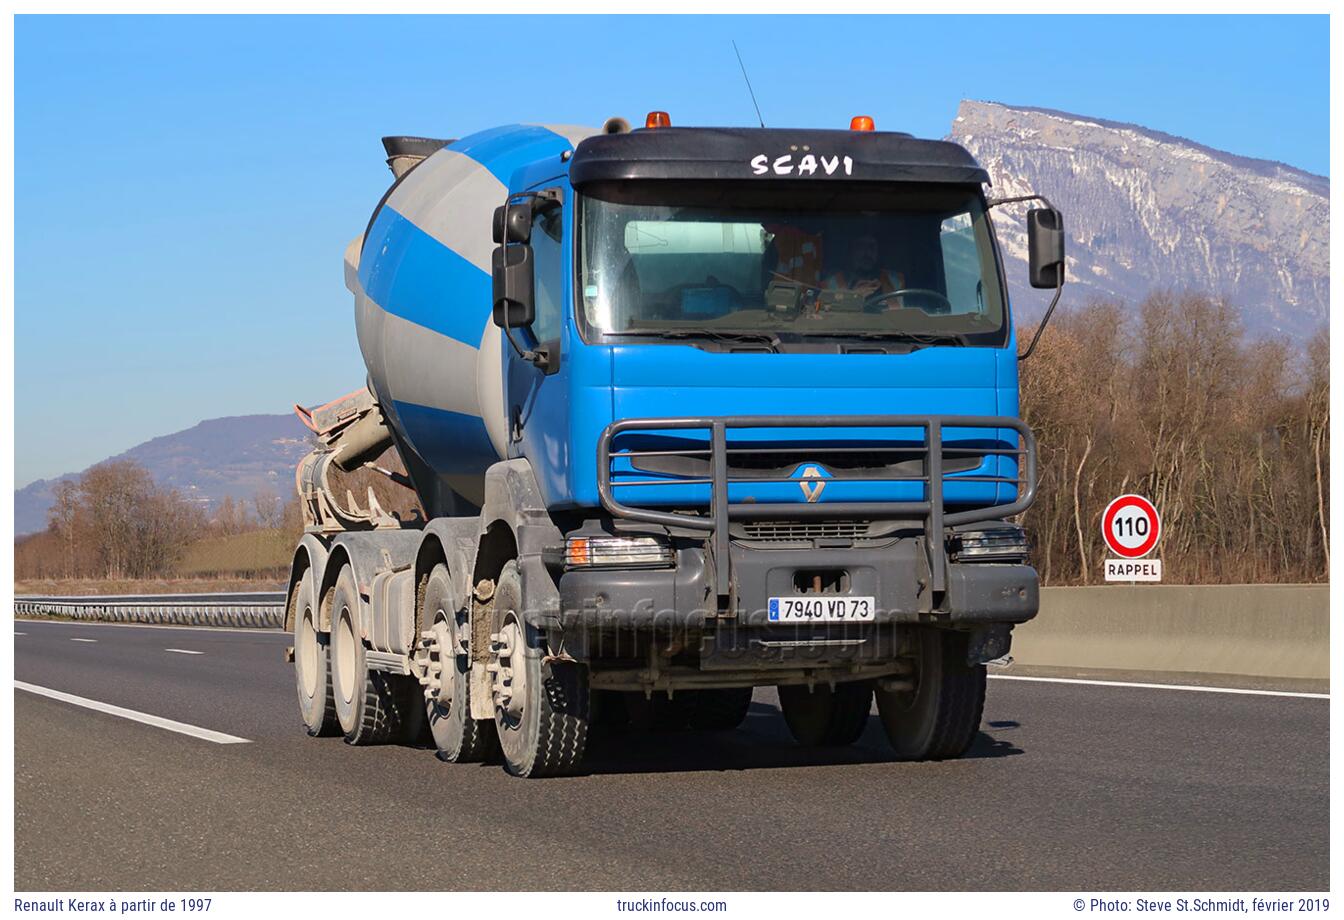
[14,617,1329,891]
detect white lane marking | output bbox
[164,648,204,656]
[14,681,250,744]
[989,674,1328,700]
[15,619,280,636]
[69,638,98,643]
[15,631,26,636]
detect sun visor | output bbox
[569,127,991,186]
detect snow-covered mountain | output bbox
[950,100,1328,342]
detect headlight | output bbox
[565,535,674,569]
[950,526,1029,562]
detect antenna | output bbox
[732,40,765,128]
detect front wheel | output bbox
[875,628,986,761]
[489,560,589,777]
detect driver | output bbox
[823,233,905,304]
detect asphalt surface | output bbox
[14,618,1329,891]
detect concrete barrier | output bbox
[1014,584,1329,681]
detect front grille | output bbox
[738,521,872,542]
[630,448,982,479]
[724,449,924,471]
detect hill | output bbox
[15,414,311,535]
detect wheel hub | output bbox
[422,618,453,706]
[297,614,319,697]
[490,617,526,723]
[336,612,357,704]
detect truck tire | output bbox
[777,681,873,746]
[686,687,754,731]
[489,560,589,777]
[875,627,986,761]
[292,569,338,737]
[422,563,498,763]
[329,563,421,746]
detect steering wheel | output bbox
[867,288,954,314]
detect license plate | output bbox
[767,596,876,623]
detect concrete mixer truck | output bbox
[285,112,1066,777]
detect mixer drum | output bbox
[342,124,594,508]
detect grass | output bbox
[13,529,296,597]
[176,528,295,577]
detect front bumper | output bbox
[559,543,1038,630]
[559,543,1035,670]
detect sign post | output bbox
[1101,494,1162,582]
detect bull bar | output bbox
[597,415,1038,599]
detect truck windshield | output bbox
[577,181,1007,347]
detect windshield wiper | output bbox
[620,329,781,352]
[855,331,968,346]
[808,330,970,347]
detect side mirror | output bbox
[492,243,534,329]
[492,201,533,245]
[1027,208,1065,289]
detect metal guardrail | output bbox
[599,414,1037,597]
[13,592,287,629]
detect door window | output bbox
[531,205,564,343]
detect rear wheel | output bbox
[329,564,421,745]
[292,569,337,737]
[777,680,873,746]
[686,687,754,732]
[420,564,497,763]
[489,560,589,777]
[875,628,986,761]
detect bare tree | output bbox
[47,479,81,579]
[19,460,206,581]
[253,491,283,530]
[78,461,154,578]
[1020,293,1328,585]
[211,495,254,537]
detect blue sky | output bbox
[14,14,1330,487]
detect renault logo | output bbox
[796,465,827,503]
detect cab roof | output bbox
[569,127,991,186]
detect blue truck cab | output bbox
[288,115,1065,777]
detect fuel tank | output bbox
[343,124,595,507]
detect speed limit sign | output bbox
[1102,494,1162,581]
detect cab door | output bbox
[502,185,572,501]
